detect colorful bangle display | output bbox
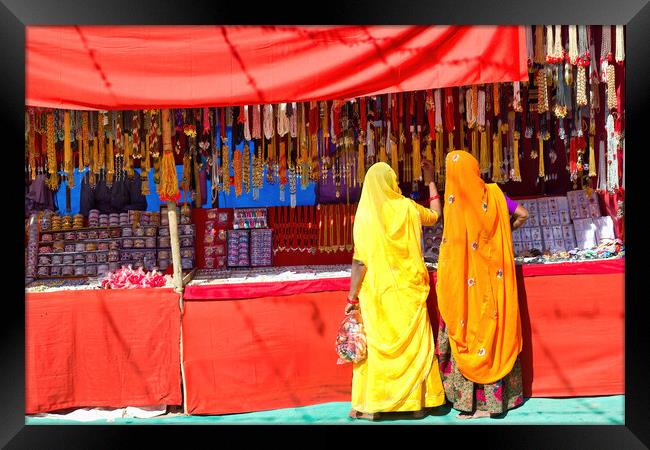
[347,296,359,305]
[429,194,440,203]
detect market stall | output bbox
[24,25,625,416]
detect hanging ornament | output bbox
[288,164,297,208]
[106,137,114,187]
[141,140,151,196]
[158,109,181,203]
[242,143,251,194]
[63,111,74,188]
[600,25,613,83]
[252,146,264,200]
[605,113,619,192]
[615,25,625,63]
[537,69,549,113]
[279,138,287,200]
[46,113,58,191]
[534,25,545,65]
[554,63,569,118]
[607,64,617,111]
[233,149,243,197]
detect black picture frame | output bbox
[3,0,647,447]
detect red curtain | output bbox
[26,26,528,110]
[26,288,182,414]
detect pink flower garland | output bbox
[101,265,172,289]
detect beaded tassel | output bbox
[607,65,617,111]
[512,131,522,182]
[106,137,114,187]
[46,113,58,191]
[222,141,231,195]
[412,133,421,181]
[158,109,181,203]
[233,149,243,197]
[243,144,251,193]
[471,129,479,161]
[82,112,89,169]
[492,127,502,182]
[64,111,74,188]
[538,135,545,178]
[141,142,150,196]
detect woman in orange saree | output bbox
[345,161,446,420]
[436,150,528,419]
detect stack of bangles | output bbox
[347,296,359,305]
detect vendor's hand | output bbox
[421,159,435,185]
[345,303,359,315]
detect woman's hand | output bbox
[421,159,435,185]
[345,302,359,315]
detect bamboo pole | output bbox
[167,201,183,293]
[167,201,186,414]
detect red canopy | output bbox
[26,25,527,110]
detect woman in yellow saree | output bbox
[436,150,527,419]
[346,161,446,420]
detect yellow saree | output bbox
[436,151,522,385]
[351,162,445,413]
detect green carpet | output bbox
[26,395,624,425]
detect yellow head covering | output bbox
[436,151,522,384]
[353,162,428,293]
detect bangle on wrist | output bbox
[429,194,440,203]
[347,296,359,305]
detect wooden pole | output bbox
[167,201,183,293]
[167,201,186,414]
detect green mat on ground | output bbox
[26,395,624,425]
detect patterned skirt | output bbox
[436,323,524,414]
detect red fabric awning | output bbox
[26,25,528,110]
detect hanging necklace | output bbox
[46,112,58,191]
[233,148,243,197]
[243,143,251,194]
[252,144,264,200]
[221,138,231,195]
[615,25,625,63]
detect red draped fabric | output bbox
[26,26,528,110]
[26,288,182,414]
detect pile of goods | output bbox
[202,208,230,269]
[100,265,172,289]
[225,208,272,268]
[512,191,617,258]
[37,214,123,278]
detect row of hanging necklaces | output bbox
[28,25,626,206]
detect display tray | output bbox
[38,239,118,245]
[40,225,122,233]
[38,251,111,256]
[33,275,89,280]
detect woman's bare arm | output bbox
[345,259,368,314]
[511,204,529,230]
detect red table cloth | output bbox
[182,259,624,414]
[26,288,182,414]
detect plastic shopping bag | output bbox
[335,309,367,364]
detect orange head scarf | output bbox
[436,151,522,384]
